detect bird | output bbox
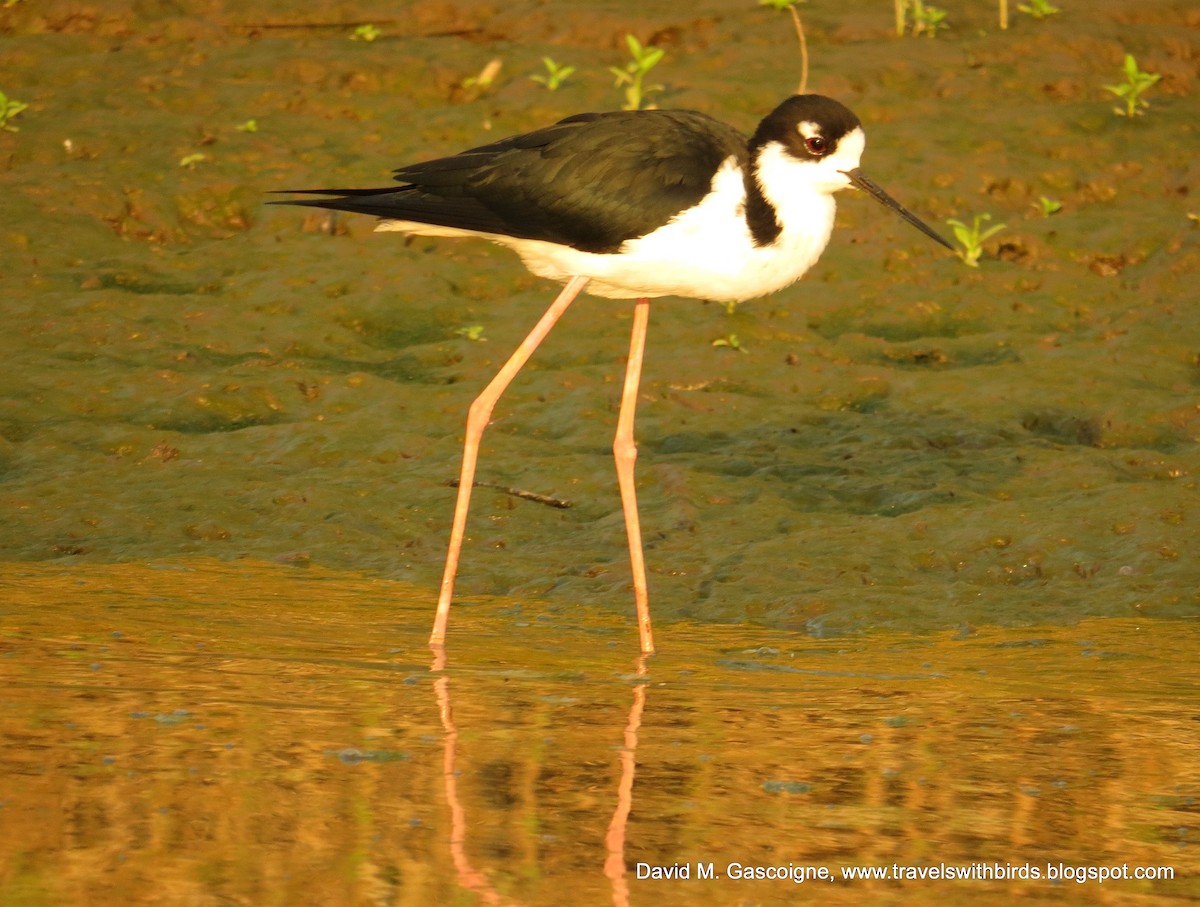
[274,93,952,657]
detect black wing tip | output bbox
[266,194,342,210]
[268,187,414,217]
[269,186,401,197]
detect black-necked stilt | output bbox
[275,94,952,656]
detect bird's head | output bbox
[752,94,952,249]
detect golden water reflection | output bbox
[0,561,1195,905]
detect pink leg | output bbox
[614,298,654,655]
[431,275,590,650]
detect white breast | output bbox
[501,154,838,302]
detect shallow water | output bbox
[1,0,1198,902]
[1,560,1196,905]
[1,0,1197,628]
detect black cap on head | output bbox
[751,94,863,158]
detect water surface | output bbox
[1,561,1196,904]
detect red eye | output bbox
[805,136,827,155]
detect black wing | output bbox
[273,110,748,254]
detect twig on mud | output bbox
[232,21,483,40]
[446,479,573,509]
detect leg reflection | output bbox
[432,651,650,905]
[434,672,510,906]
[604,656,649,907]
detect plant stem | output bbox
[789,5,808,94]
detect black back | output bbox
[276,110,748,254]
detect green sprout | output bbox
[235,119,259,133]
[609,35,665,111]
[712,334,748,353]
[530,57,576,91]
[1033,196,1062,217]
[895,0,948,37]
[912,1,947,36]
[455,325,487,342]
[1104,54,1161,118]
[1018,0,1061,19]
[945,214,1007,267]
[351,24,381,42]
[0,90,29,132]
[179,152,208,169]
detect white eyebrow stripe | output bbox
[796,119,822,140]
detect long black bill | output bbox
[841,168,953,250]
